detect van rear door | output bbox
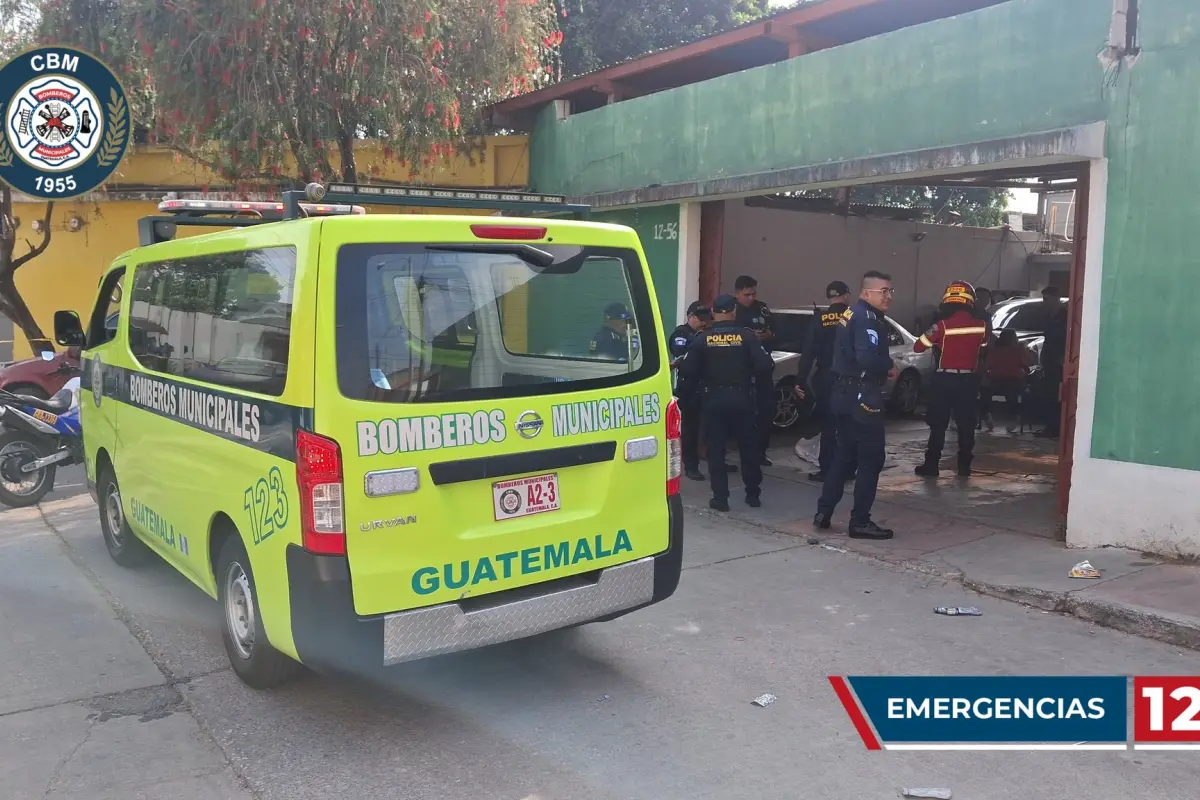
[311,219,673,617]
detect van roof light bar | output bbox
[137,181,589,246]
[281,182,590,220]
[156,198,367,218]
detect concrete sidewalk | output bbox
[682,458,1200,652]
[0,505,251,799]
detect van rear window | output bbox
[334,243,660,403]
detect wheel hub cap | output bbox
[105,487,124,546]
[225,563,255,659]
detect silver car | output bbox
[767,307,935,429]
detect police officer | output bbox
[814,271,898,540]
[733,275,776,466]
[590,302,634,361]
[914,281,992,478]
[793,281,857,483]
[679,293,774,512]
[670,301,712,481]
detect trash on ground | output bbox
[1069,560,1102,579]
[807,536,821,545]
[900,790,952,799]
[934,606,982,617]
[598,695,610,702]
[751,693,777,707]
[821,544,848,553]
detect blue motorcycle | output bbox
[0,353,83,508]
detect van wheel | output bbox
[217,536,301,689]
[98,469,151,567]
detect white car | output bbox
[766,307,935,429]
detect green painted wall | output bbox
[593,205,680,327]
[527,0,1200,472]
[1089,1,1200,470]
[530,0,1111,198]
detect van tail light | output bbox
[666,398,682,497]
[470,224,547,240]
[296,430,346,555]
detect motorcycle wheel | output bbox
[0,430,56,508]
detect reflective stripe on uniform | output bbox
[918,334,934,347]
[942,327,988,336]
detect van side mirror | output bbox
[54,310,85,347]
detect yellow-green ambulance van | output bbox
[53,185,684,688]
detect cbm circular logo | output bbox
[499,489,521,516]
[0,48,131,200]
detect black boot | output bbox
[914,460,940,478]
[813,511,832,530]
[709,497,730,512]
[808,471,826,482]
[746,495,762,508]
[724,463,739,473]
[685,466,706,481]
[957,456,972,477]
[849,520,894,540]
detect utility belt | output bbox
[832,374,883,388]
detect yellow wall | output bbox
[6,137,530,359]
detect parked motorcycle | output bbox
[0,353,83,508]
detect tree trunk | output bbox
[0,187,55,355]
[0,274,52,355]
[337,128,358,185]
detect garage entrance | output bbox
[700,160,1092,538]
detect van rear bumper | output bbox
[286,495,684,673]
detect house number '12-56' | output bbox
[653,222,678,241]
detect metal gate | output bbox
[1057,165,1091,526]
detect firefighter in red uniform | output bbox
[913,281,992,478]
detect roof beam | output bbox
[489,0,905,115]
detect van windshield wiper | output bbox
[426,243,556,269]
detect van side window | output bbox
[86,269,125,348]
[127,247,297,396]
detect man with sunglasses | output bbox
[813,271,900,540]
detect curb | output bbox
[683,499,1200,653]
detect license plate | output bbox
[493,473,561,521]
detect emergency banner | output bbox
[829,675,1129,750]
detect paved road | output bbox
[4,496,1200,800]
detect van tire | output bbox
[98,468,151,567]
[216,536,301,689]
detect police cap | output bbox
[687,301,712,320]
[825,280,851,299]
[711,294,737,313]
[604,302,632,320]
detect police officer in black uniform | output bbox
[733,275,776,466]
[679,294,774,512]
[670,301,712,481]
[794,280,857,483]
[813,271,898,540]
[590,302,634,361]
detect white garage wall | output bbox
[720,200,1042,333]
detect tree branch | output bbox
[11,200,53,271]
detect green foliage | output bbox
[794,184,1011,228]
[30,0,563,186]
[554,0,771,77]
